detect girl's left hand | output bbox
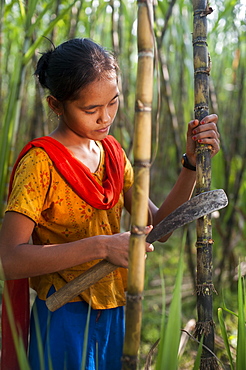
[186,114,220,167]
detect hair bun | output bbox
[35,38,118,101]
[35,50,53,88]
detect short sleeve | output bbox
[6,148,52,223]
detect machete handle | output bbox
[46,260,118,311]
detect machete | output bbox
[46,189,228,311]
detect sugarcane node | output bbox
[196,239,214,248]
[196,283,217,296]
[133,160,151,168]
[194,104,209,111]
[200,358,220,370]
[131,225,147,236]
[135,99,152,112]
[138,50,154,58]
[137,0,148,5]
[195,146,212,155]
[195,320,215,337]
[135,106,152,112]
[193,6,213,17]
[194,67,210,75]
[192,36,208,45]
[127,293,143,302]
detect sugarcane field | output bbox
[0,1,245,369]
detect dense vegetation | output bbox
[0,0,245,368]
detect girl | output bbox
[0,38,220,370]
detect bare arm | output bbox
[0,211,131,280]
[124,167,196,241]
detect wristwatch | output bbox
[181,153,196,171]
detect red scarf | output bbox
[1,135,125,370]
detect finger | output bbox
[192,121,218,134]
[200,114,218,124]
[192,129,219,141]
[188,119,199,132]
[194,137,220,155]
[146,244,154,252]
[195,133,220,145]
[193,135,220,146]
[192,125,220,142]
[143,225,153,235]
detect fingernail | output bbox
[192,136,197,141]
[145,225,152,231]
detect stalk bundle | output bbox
[122,1,154,369]
[192,1,219,369]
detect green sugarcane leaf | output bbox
[159,264,166,336]
[193,335,203,370]
[236,267,246,369]
[32,304,45,370]
[2,285,30,370]
[80,302,91,370]
[222,307,239,318]
[26,2,58,37]
[23,0,78,65]
[17,0,25,20]
[25,0,39,29]
[218,308,235,370]
[156,247,184,370]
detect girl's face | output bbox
[59,75,119,141]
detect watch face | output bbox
[182,154,187,166]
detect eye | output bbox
[84,109,97,115]
[110,96,119,106]
[80,104,98,114]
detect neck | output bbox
[49,127,101,172]
[49,126,92,150]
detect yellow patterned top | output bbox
[6,141,134,309]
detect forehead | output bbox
[76,76,119,104]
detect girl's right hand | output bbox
[104,226,154,268]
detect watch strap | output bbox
[181,153,196,171]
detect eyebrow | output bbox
[82,93,119,110]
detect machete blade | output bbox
[146,189,228,244]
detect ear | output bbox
[46,95,63,115]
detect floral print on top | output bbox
[6,141,134,309]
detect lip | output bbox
[96,125,111,133]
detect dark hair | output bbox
[35,38,119,101]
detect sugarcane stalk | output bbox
[192,1,219,369]
[122,1,154,369]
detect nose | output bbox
[97,107,110,124]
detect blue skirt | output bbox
[28,287,125,370]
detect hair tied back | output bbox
[35,37,56,88]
